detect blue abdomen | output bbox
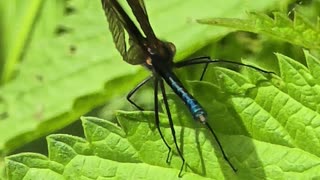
[166,75,207,122]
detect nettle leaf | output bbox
[197,12,320,50]
[5,51,320,179]
[0,0,138,157]
[0,0,281,159]
[6,153,64,180]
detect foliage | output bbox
[1,0,320,179]
[6,51,320,179]
[197,12,320,50]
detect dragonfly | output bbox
[101,0,271,176]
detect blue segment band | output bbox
[167,76,207,121]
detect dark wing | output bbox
[101,0,147,65]
[127,0,157,44]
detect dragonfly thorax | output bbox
[146,41,176,67]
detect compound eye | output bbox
[166,42,176,55]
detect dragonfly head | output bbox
[146,40,176,67]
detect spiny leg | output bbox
[204,121,237,172]
[174,56,211,67]
[126,75,152,110]
[175,56,211,81]
[154,77,172,163]
[200,62,209,81]
[159,79,185,177]
[174,57,274,80]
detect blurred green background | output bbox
[0,0,320,178]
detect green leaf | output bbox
[0,0,281,159]
[5,51,320,179]
[276,52,320,111]
[6,153,64,180]
[197,12,320,50]
[305,49,320,83]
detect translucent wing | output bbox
[127,0,157,43]
[101,0,147,65]
[138,0,147,14]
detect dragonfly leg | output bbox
[199,62,209,81]
[154,77,172,164]
[126,76,152,111]
[159,79,185,177]
[174,57,274,80]
[174,56,211,80]
[174,56,211,67]
[205,121,237,172]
